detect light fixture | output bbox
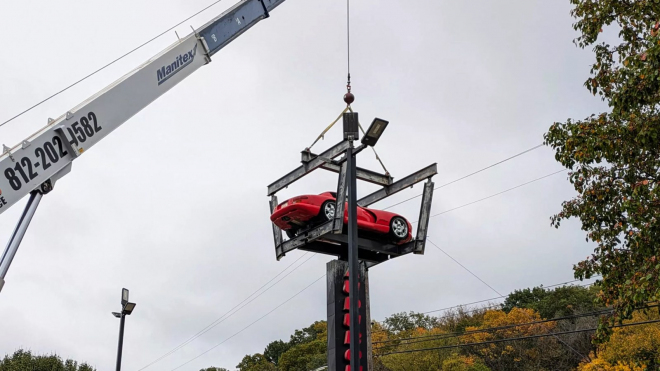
[123,302,137,315]
[112,312,121,318]
[361,118,389,147]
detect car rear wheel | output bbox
[390,217,409,241]
[320,201,336,221]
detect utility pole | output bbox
[344,112,360,370]
[113,288,137,371]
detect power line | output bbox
[419,169,567,221]
[428,239,502,296]
[421,279,586,315]
[377,319,660,357]
[374,305,648,347]
[0,0,227,129]
[138,252,316,370]
[426,236,587,360]
[170,274,326,371]
[382,144,544,211]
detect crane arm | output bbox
[0,0,285,215]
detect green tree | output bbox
[236,354,276,371]
[277,340,326,371]
[544,0,660,340]
[502,284,599,319]
[0,350,95,371]
[288,321,326,346]
[263,339,290,366]
[383,312,439,333]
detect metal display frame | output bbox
[267,141,436,268]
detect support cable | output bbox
[0,0,227,129]
[376,319,660,357]
[374,305,658,348]
[426,238,589,361]
[421,279,591,315]
[410,169,567,224]
[382,144,545,210]
[169,274,326,371]
[138,252,315,370]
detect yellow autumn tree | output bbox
[461,308,560,370]
[376,326,457,371]
[577,310,660,371]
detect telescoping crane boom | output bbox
[0,0,286,292]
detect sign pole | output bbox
[347,139,360,370]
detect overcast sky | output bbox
[0,1,606,370]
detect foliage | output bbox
[377,327,458,371]
[199,368,229,371]
[0,350,95,371]
[236,354,276,371]
[278,321,327,371]
[382,311,439,333]
[277,340,326,371]
[263,340,290,366]
[461,308,566,371]
[288,321,326,347]
[502,284,599,319]
[544,0,660,340]
[441,354,491,371]
[437,306,490,334]
[578,310,660,370]
[577,358,646,371]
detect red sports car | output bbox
[270,192,413,244]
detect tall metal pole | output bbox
[116,314,126,371]
[0,192,43,292]
[347,140,360,369]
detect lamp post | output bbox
[113,288,136,371]
[343,113,387,371]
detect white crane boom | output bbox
[0,0,284,215]
[0,0,286,292]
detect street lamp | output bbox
[113,288,136,371]
[361,118,389,147]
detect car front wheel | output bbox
[390,217,409,241]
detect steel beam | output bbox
[267,141,350,196]
[0,192,43,292]
[415,180,434,254]
[357,163,438,207]
[269,196,284,259]
[321,163,392,187]
[333,162,348,233]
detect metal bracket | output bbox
[54,126,80,158]
[196,33,213,64]
[2,145,15,162]
[258,0,270,18]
